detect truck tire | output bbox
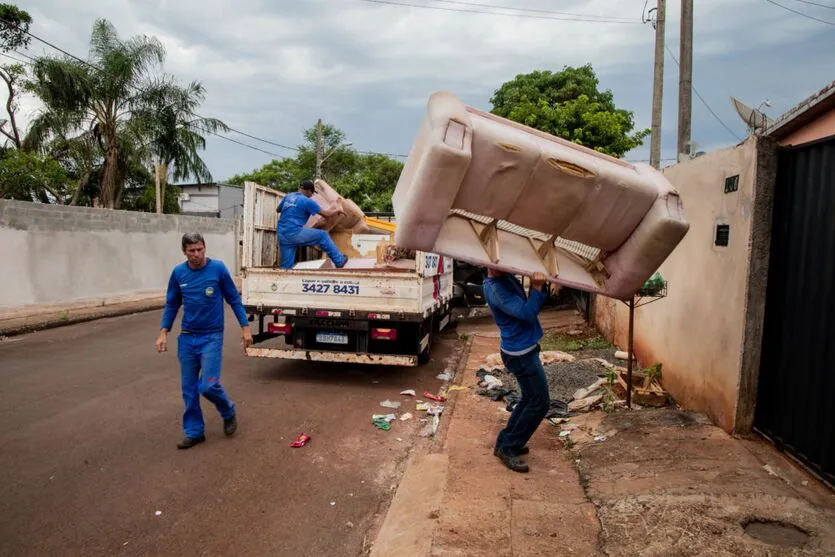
[417,316,435,365]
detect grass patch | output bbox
[540,331,612,352]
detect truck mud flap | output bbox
[246,347,417,367]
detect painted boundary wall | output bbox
[0,200,239,308]
[593,136,777,433]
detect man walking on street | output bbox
[276,180,348,269]
[156,233,253,449]
[483,269,553,473]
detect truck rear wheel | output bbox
[417,316,435,365]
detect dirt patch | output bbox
[743,518,810,548]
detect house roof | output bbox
[765,79,835,140]
[176,182,243,190]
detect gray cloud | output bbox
[11,0,835,180]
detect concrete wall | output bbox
[0,200,238,308]
[780,106,835,146]
[593,136,777,433]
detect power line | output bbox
[763,0,835,24]
[212,134,286,157]
[357,0,642,23]
[664,44,743,141]
[790,0,835,10]
[425,0,636,21]
[0,52,31,65]
[226,127,298,152]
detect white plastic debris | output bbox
[559,430,572,437]
[330,501,336,507]
[400,389,417,397]
[380,400,402,409]
[436,372,452,381]
[155,511,162,516]
[372,413,397,423]
[400,413,414,421]
[481,374,503,389]
[593,435,607,443]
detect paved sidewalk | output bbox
[371,310,835,557]
[429,334,600,556]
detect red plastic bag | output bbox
[290,433,311,448]
[424,391,447,403]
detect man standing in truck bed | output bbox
[277,180,348,269]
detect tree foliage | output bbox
[18,18,223,211]
[490,65,649,158]
[0,148,71,202]
[227,121,404,213]
[0,3,32,53]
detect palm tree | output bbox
[133,78,228,213]
[26,18,164,208]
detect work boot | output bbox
[494,445,529,456]
[495,447,529,473]
[177,435,206,450]
[224,415,237,436]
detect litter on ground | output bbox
[380,400,402,409]
[399,389,416,397]
[290,433,311,447]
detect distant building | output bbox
[177,182,243,219]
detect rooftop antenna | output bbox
[730,97,774,134]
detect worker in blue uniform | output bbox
[156,232,253,449]
[276,180,348,269]
[483,269,553,473]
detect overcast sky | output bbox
[11,0,835,182]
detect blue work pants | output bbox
[278,228,347,269]
[177,332,235,438]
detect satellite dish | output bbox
[730,97,773,133]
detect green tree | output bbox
[0,4,33,148]
[132,77,228,213]
[227,121,404,212]
[490,65,649,158]
[27,19,165,208]
[0,148,71,202]
[0,3,32,52]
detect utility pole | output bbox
[677,0,693,159]
[649,0,666,169]
[315,118,324,180]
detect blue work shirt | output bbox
[160,258,249,334]
[483,274,548,354]
[277,192,322,238]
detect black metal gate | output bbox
[754,136,835,486]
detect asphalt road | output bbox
[0,309,461,556]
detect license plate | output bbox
[316,332,349,345]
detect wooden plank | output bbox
[469,218,500,263]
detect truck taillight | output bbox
[371,328,397,341]
[268,323,293,335]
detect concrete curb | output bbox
[0,295,166,337]
[369,335,474,557]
